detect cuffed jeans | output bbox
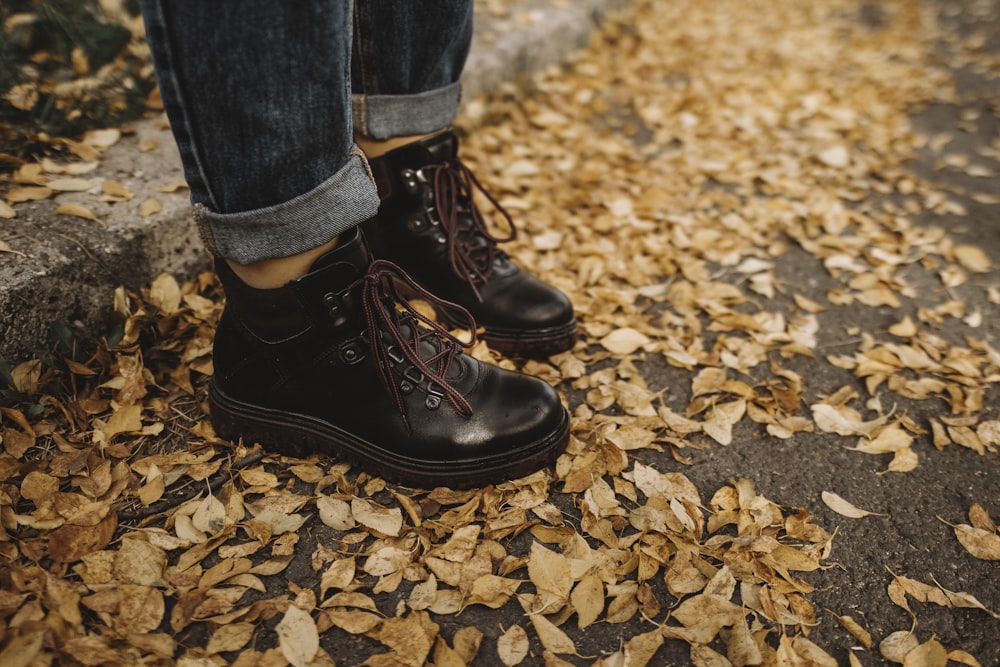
[140,1,473,263]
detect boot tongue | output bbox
[385,129,457,169]
[416,130,458,164]
[305,227,372,278]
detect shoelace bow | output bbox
[354,259,476,426]
[422,158,517,300]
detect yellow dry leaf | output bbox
[83,128,121,148]
[408,574,438,611]
[55,202,100,222]
[528,542,572,602]
[833,613,873,649]
[6,186,53,203]
[528,611,577,656]
[205,623,254,655]
[952,523,1000,561]
[726,613,763,665]
[431,636,467,667]
[625,462,701,505]
[689,644,731,666]
[968,503,996,532]
[102,180,133,201]
[4,82,39,110]
[888,316,918,337]
[451,626,483,665]
[812,403,889,437]
[140,198,163,216]
[946,649,983,667]
[118,585,165,635]
[570,574,604,628]
[784,636,838,667]
[158,180,189,193]
[103,403,143,440]
[323,608,382,635]
[351,497,403,536]
[600,327,651,354]
[320,558,356,597]
[363,546,411,577]
[137,465,165,506]
[0,633,43,666]
[429,524,480,562]
[276,605,319,667]
[702,399,746,446]
[376,613,435,665]
[497,625,529,667]
[148,273,182,314]
[881,446,919,474]
[821,491,885,518]
[902,638,948,667]
[953,245,991,273]
[818,145,850,168]
[895,575,950,608]
[671,594,744,636]
[114,537,167,587]
[47,177,94,192]
[853,423,913,454]
[465,574,521,609]
[317,496,356,531]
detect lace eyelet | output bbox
[339,341,365,365]
[386,345,405,364]
[404,366,426,385]
[425,382,445,410]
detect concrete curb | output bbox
[0,0,630,362]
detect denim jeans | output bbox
[140,1,473,263]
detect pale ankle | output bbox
[225,235,339,289]
[355,130,444,159]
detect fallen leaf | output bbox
[497,625,529,666]
[140,198,162,216]
[276,605,319,667]
[55,202,100,222]
[953,245,990,273]
[600,327,651,354]
[317,496,356,531]
[952,524,1000,561]
[351,498,403,536]
[528,611,577,656]
[902,638,948,667]
[821,491,885,518]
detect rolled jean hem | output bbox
[352,82,462,140]
[195,151,380,263]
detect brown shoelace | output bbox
[422,158,517,300]
[354,259,476,427]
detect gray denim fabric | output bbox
[194,151,379,265]
[140,0,472,262]
[353,84,463,140]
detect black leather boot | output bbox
[364,130,578,358]
[209,228,569,488]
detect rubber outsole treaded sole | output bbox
[208,381,569,489]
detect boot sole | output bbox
[207,380,569,489]
[480,321,579,358]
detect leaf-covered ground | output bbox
[2,0,999,665]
